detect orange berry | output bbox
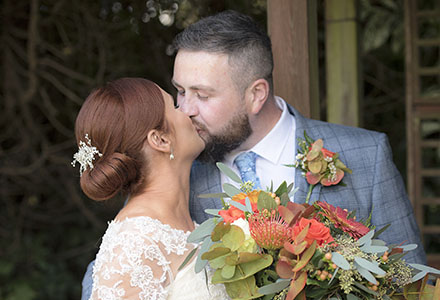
[320,274,327,280]
[325,253,332,260]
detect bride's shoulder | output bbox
[102,216,192,255]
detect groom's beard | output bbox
[195,112,252,163]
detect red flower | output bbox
[315,201,370,239]
[291,218,334,247]
[218,191,260,223]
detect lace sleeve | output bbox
[89,220,173,300]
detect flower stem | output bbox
[305,184,316,204]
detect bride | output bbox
[72,78,229,299]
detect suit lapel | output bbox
[287,105,323,204]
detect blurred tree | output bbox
[0,1,265,299]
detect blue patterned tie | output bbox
[234,151,262,189]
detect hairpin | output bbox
[71,134,103,176]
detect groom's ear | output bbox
[146,129,171,154]
[246,78,270,114]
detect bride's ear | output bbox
[146,129,171,154]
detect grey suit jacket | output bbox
[188,106,427,264]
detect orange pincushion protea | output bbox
[248,210,292,250]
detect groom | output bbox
[81,10,426,299]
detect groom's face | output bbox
[172,50,252,162]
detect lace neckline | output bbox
[112,215,195,236]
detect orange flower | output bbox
[219,191,260,223]
[291,218,334,247]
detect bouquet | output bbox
[180,134,440,300]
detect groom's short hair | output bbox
[172,10,274,95]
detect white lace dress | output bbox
[89,216,229,300]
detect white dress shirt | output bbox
[221,97,296,193]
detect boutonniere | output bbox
[291,131,352,203]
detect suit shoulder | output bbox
[303,119,387,148]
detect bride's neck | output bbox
[117,158,193,227]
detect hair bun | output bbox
[80,152,139,201]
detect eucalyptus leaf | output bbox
[258,279,291,295]
[286,182,294,194]
[409,263,440,275]
[230,200,247,212]
[204,209,221,216]
[354,261,378,284]
[223,183,242,197]
[360,244,388,254]
[371,239,387,246]
[357,229,375,246]
[245,197,253,213]
[354,257,386,275]
[411,271,427,282]
[221,264,236,279]
[187,217,217,243]
[347,294,361,300]
[400,244,418,251]
[177,247,198,271]
[216,162,242,183]
[198,192,229,199]
[289,186,299,198]
[331,252,351,270]
[195,236,213,273]
[328,266,339,285]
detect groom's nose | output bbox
[178,95,198,117]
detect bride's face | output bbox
[162,89,205,160]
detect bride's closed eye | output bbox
[174,103,180,109]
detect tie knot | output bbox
[234,151,261,189]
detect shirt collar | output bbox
[225,96,294,165]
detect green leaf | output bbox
[230,200,247,212]
[201,247,231,260]
[304,130,315,145]
[211,221,231,242]
[275,181,288,196]
[354,257,386,275]
[217,162,242,183]
[221,264,236,279]
[222,225,245,251]
[178,247,198,271]
[258,279,291,295]
[210,253,229,269]
[224,275,262,299]
[357,229,375,246]
[372,224,390,239]
[198,192,229,199]
[187,217,218,243]
[280,193,290,206]
[245,197,253,213]
[257,192,278,212]
[223,183,242,197]
[412,271,428,283]
[360,244,388,254]
[353,282,380,296]
[409,263,440,275]
[400,244,418,251]
[212,254,273,283]
[331,252,351,270]
[204,209,221,216]
[195,236,213,273]
[354,261,378,285]
[347,293,361,300]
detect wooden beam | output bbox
[325,0,361,127]
[267,0,319,119]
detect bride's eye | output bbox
[174,103,180,109]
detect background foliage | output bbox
[0,0,425,299]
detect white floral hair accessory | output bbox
[71,134,103,176]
